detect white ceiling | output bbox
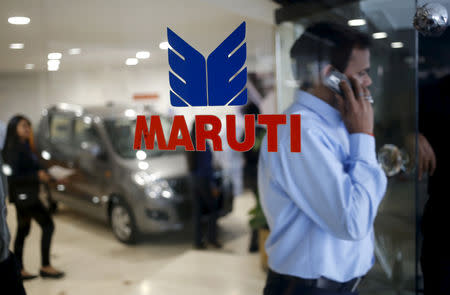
[0,0,278,73]
[4,0,449,74]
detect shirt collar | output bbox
[295,90,342,126]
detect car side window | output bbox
[74,118,102,149]
[50,114,73,146]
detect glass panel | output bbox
[74,118,102,147]
[274,1,419,294]
[50,114,73,145]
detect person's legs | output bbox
[13,207,31,270]
[249,229,259,252]
[206,196,219,244]
[0,252,27,295]
[248,178,260,252]
[28,202,63,278]
[192,180,205,248]
[199,181,219,245]
[29,203,54,267]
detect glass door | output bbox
[274,1,421,294]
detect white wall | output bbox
[0,65,174,125]
[0,58,275,127]
[0,72,46,125]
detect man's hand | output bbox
[418,133,436,180]
[335,76,374,135]
[57,177,69,185]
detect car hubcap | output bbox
[111,206,132,241]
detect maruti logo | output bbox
[168,22,247,107]
[133,22,301,153]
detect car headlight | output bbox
[133,172,173,199]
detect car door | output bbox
[70,117,110,219]
[46,112,83,207]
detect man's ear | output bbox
[318,64,333,84]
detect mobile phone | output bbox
[323,70,351,96]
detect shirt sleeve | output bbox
[274,128,387,241]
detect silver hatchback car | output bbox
[36,103,234,243]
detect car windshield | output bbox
[104,117,184,159]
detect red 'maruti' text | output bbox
[134,114,301,153]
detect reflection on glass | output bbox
[275,0,419,293]
[378,144,409,176]
[104,117,183,159]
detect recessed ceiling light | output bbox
[48,52,62,60]
[126,58,138,66]
[159,41,170,50]
[136,150,147,160]
[136,51,150,59]
[125,109,137,117]
[372,32,388,39]
[69,48,81,55]
[8,16,30,25]
[47,60,60,66]
[348,19,366,26]
[138,161,149,170]
[9,43,24,49]
[48,64,59,71]
[391,42,404,49]
[25,64,34,70]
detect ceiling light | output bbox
[138,161,149,170]
[41,150,51,160]
[83,117,92,124]
[48,65,59,71]
[124,109,137,117]
[372,32,388,39]
[8,16,30,25]
[69,48,81,55]
[126,58,138,66]
[25,64,34,70]
[2,164,12,176]
[136,150,147,161]
[47,60,60,66]
[391,42,404,49]
[348,19,366,26]
[136,51,150,59]
[159,41,170,50]
[48,60,60,71]
[48,52,62,60]
[9,43,24,49]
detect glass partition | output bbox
[275,1,421,294]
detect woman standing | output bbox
[2,115,64,280]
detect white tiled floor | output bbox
[7,192,265,295]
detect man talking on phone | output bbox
[258,22,387,295]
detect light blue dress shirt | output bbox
[258,91,387,282]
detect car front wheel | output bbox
[110,201,138,244]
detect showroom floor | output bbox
[7,192,266,295]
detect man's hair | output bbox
[290,22,371,81]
